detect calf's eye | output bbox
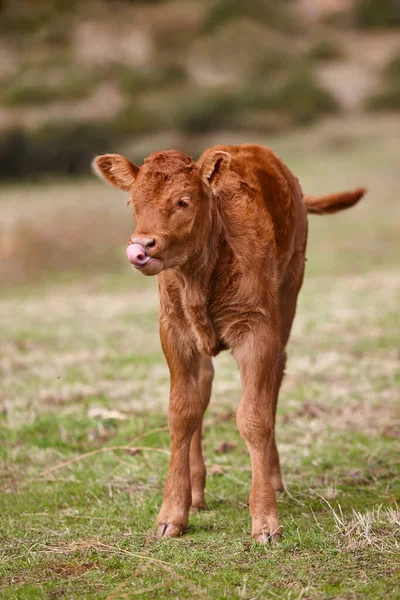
[178,199,189,208]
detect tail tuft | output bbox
[303,187,366,215]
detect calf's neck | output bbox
[93,144,365,542]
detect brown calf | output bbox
[93,145,365,543]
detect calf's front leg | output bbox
[189,357,214,511]
[234,327,282,543]
[157,328,203,537]
[181,281,218,357]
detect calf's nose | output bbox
[130,237,157,251]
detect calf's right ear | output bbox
[92,154,140,191]
[200,151,231,190]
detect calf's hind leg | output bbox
[234,325,282,543]
[270,253,306,492]
[190,357,214,511]
[269,351,286,493]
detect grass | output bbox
[0,118,400,598]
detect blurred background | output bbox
[2,4,400,594]
[0,0,399,285]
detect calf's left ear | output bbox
[92,154,140,191]
[200,151,231,189]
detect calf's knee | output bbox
[169,392,203,439]
[236,398,273,447]
[199,358,214,401]
[199,359,214,386]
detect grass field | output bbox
[1,117,399,599]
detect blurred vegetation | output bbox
[0,77,94,107]
[0,0,399,178]
[200,0,299,34]
[306,39,344,62]
[366,50,400,110]
[353,0,400,29]
[0,124,118,179]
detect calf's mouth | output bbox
[126,244,164,276]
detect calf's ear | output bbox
[92,154,139,191]
[200,151,231,189]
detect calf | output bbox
[93,145,365,542]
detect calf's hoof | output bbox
[252,516,282,544]
[157,522,184,538]
[271,474,284,494]
[190,501,206,514]
[254,528,282,544]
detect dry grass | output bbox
[0,179,130,282]
[329,503,400,552]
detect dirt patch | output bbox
[46,561,94,576]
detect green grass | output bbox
[1,119,400,598]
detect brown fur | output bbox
[93,144,366,543]
[303,188,365,214]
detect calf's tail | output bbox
[303,187,366,215]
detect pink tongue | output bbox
[126,244,151,267]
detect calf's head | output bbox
[93,149,230,275]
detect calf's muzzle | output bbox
[126,244,151,267]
